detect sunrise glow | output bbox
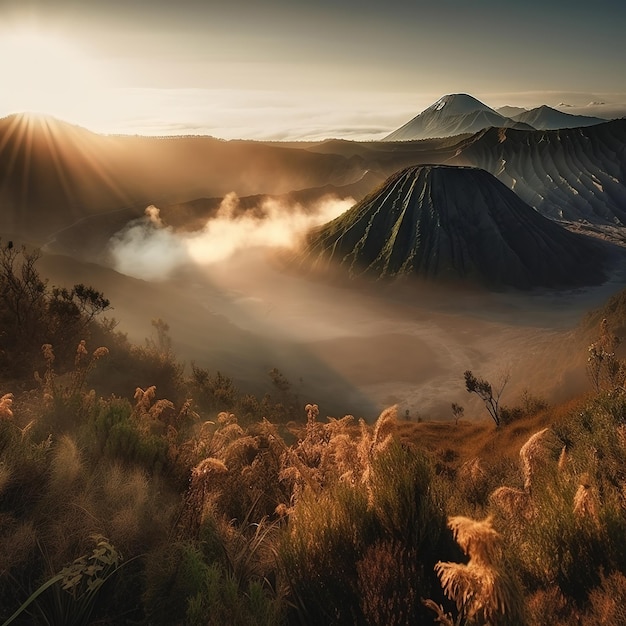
[0,28,110,122]
[0,1,625,140]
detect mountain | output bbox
[511,105,606,130]
[0,113,131,239]
[452,119,626,224]
[0,113,363,242]
[45,171,388,262]
[383,94,535,142]
[298,164,612,290]
[497,106,527,118]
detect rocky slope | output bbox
[452,119,626,224]
[299,164,613,289]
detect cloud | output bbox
[63,86,426,141]
[108,194,354,280]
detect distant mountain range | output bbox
[510,105,606,130]
[298,165,613,289]
[384,94,611,141]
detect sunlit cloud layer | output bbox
[1,0,625,140]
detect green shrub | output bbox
[279,441,447,625]
[279,483,374,624]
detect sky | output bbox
[1,0,625,140]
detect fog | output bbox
[86,196,626,421]
[108,194,354,280]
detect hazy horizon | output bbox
[1,0,626,140]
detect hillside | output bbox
[298,164,614,289]
[0,114,364,241]
[453,119,626,224]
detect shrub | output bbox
[279,439,446,625]
[0,241,110,378]
[142,541,212,626]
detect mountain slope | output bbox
[298,165,612,289]
[0,114,363,241]
[384,94,534,141]
[512,105,606,130]
[452,119,626,224]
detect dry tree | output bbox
[464,370,509,427]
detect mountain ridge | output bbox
[511,105,606,130]
[452,119,626,225]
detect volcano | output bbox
[299,164,613,290]
[384,94,534,141]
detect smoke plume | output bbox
[108,193,353,280]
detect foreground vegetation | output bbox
[2,242,626,625]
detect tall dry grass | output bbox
[434,515,525,626]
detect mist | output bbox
[108,193,354,280]
[95,188,624,421]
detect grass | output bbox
[3,248,626,625]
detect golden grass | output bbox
[0,518,36,575]
[0,393,14,420]
[435,515,524,626]
[49,434,83,495]
[395,393,592,468]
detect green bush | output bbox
[279,441,447,625]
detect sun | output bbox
[0,27,109,124]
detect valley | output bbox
[3,95,626,422]
[2,91,626,625]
